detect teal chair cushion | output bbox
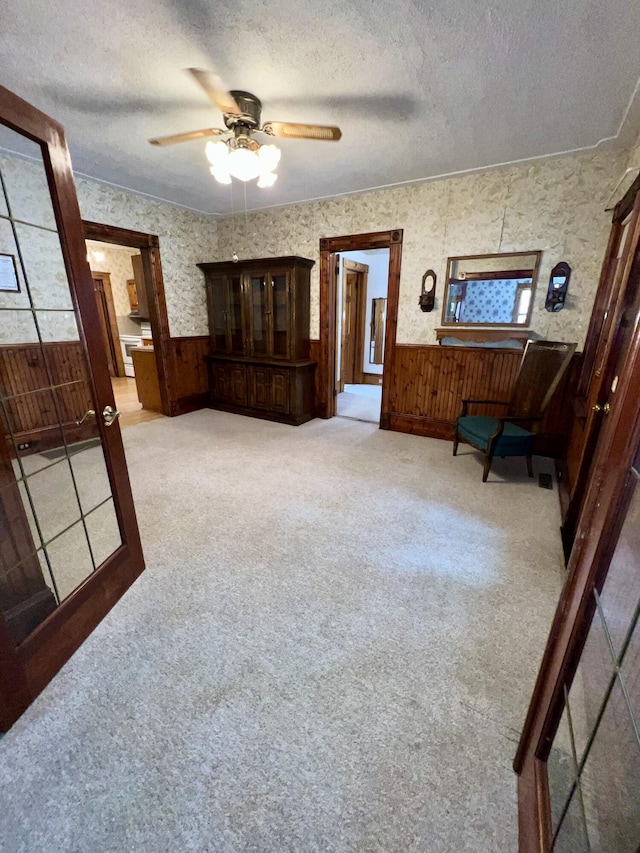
[457,415,535,456]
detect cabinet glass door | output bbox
[271,273,289,359]
[249,275,268,356]
[228,276,244,354]
[208,277,227,351]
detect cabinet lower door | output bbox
[211,363,247,407]
[248,366,272,410]
[270,369,290,413]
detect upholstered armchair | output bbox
[453,340,577,482]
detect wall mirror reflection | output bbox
[442,251,541,326]
[369,297,386,364]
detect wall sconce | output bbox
[545,262,571,312]
[419,269,437,312]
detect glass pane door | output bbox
[548,452,640,851]
[271,273,289,359]
[249,275,268,356]
[0,128,122,645]
[228,276,244,354]
[208,276,227,352]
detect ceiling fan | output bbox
[149,68,342,186]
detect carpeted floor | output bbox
[337,384,382,423]
[0,411,565,852]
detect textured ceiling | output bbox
[1,0,639,216]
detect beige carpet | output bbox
[0,411,565,851]
[337,384,382,423]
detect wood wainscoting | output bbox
[387,344,578,458]
[0,342,98,452]
[167,336,210,416]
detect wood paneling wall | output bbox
[388,344,577,458]
[167,336,210,415]
[0,342,96,452]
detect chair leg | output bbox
[482,451,494,482]
[526,454,534,478]
[453,427,459,456]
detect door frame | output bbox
[91,270,126,378]
[82,221,172,417]
[319,230,403,425]
[0,86,145,731]
[339,258,369,390]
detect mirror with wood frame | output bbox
[442,251,541,327]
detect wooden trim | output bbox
[362,372,383,386]
[435,327,531,345]
[82,221,173,417]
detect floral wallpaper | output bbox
[86,241,139,332]
[0,151,218,340]
[75,178,218,337]
[216,149,632,348]
[457,279,522,324]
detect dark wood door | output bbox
[341,270,358,386]
[563,188,640,551]
[0,86,145,731]
[92,275,120,377]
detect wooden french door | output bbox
[515,194,640,848]
[0,87,145,730]
[562,182,640,553]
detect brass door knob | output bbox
[592,402,611,414]
[102,405,121,426]
[76,408,96,425]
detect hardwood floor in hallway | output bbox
[111,377,164,428]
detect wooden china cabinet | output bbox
[199,256,316,425]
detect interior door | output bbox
[92,274,122,377]
[340,269,359,387]
[563,189,640,551]
[0,87,145,731]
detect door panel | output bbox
[270,369,290,413]
[341,271,357,385]
[0,86,144,730]
[228,276,245,354]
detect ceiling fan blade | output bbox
[187,68,242,115]
[262,122,342,141]
[148,127,226,146]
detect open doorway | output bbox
[318,230,403,427]
[85,233,166,428]
[335,249,389,424]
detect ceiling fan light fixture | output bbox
[257,170,278,188]
[209,165,231,184]
[206,138,281,186]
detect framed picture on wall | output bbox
[0,253,20,292]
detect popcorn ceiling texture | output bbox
[216,149,629,348]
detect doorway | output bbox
[84,224,171,427]
[318,230,403,427]
[335,250,389,424]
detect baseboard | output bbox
[170,392,209,416]
[389,413,454,441]
[362,373,383,386]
